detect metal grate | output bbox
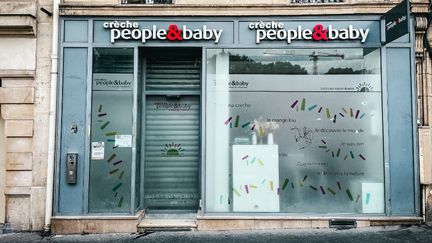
[329,219,357,229]
[122,0,173,4]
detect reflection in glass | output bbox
[206,48,384,214]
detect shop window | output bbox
[89,48,134,212]
[205,48,384,214]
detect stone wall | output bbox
[0,0,52,231]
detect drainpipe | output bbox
[44,0,60,233]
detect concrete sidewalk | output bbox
[1,225,432,243]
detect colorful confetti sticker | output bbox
[270,181,274,191]
[107,139,115,142]
[298,179,304,187]
[220,195,223,204]
[113,160,123,165]
[291,182,294,188]
[291,100,299,108]
[319,145,327,149]
[118,196,124,207]
[112,183,122,192]
[346,189,354,201]
[107,153,116,163]
[242,155,249,160]
[259,127,263,137]
[355,110,360,119]
[258,159,264,166]
[366,192,371,205]
[339,112,345,117]
[318,107,323,113]
[233,188,241,197]
[245,185,249,194]
[344,155,348,160]
[112,145,119,149]
[308,104,317,111]
[309,185,318,191]
[320,186,326,195]
[241,122,251,128]
[333,115,337,123]
[342,108,348,114]
[282,178,289,190]
[261,179,266,184]
[118,171,125,179]
[234,115,240,128]
[327,187,336,195]
[359,154,366,160]
[360,113,366,119]
[326,108,331,119]
[331,151,335,157]
[337,181,342,190]
[350,151,355,159]
[249,184,257,189]
[114,192,118,197]
[100,121,110,130]
[326,149,330,152]
[300,98,306,111]
[224,117,232,125]
[109,169,119,174]
[98,105,102,112]
[250,157,256,164]
[251,124,256,131]
[230,123,232,128]
[105,131,118,136]
[356,194,361,203]
[336,148,341,157]
[350,108,354,117]
[303,175,308,182]
[321,139,327,144]
[98,113,107,117]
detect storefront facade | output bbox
[51,13,424,232]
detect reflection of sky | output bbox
[226,48,380,74]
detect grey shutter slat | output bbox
[144,95,200,210]
[145,55,201,91]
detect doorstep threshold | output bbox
[138,218,197,232]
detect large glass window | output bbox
[89,48,134,212]
[205,48,384,214]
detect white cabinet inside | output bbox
[232,145,280,212]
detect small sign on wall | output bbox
[91,142,105,160]
[115,135,132,147]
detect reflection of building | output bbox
[1,0,432,235]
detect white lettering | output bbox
[111,29,120,43]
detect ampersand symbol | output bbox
[312,24,328,41]
[167,24,183,41]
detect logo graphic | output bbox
[161,142,184,157]
[356,82,374,92]
[104,21,223,44]
[229,80,249,88]
[155,102,191,111]
[249,21,369,44]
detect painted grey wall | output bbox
[386,47,415,215]
[58,48,88,214]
